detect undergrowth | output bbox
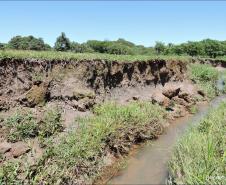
[4,107,63,142]
[28,101,166,184]
[169,102,226,185]
[188,63,219,99]
[0,49,191,62]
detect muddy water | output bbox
[109,95,226,184]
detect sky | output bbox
[0,1,226,47]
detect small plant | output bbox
[38,107,63,138]
[169,102,226,184]
[0,162,20,184]
[30,101,166,184]
[188,63,219,99]
[5,111,38,142]
[189,104,198,114]
[4,108,63,143]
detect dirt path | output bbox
[109,95,226,184]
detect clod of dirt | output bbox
[21,82,49,107]
[162,86,180,99]
[11,142,30,158]
[0,97,10,111]
[152,92,170,107]
[197,90,205,97]
[0,141,12,154]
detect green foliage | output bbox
[54,32,71,51]
[8,35,50,51]
[202,39,225,58]
[5,111,39,142]
[0,162,21,185]
[0,49,191,63]
[169,102,226,185]
[38,107,63,138]
[70,42,94,53]
[4,108,63,142]
[31,101,166,184]
[154,41,166,54]
[189,63,219,99]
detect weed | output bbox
[0,162,20,185]
[0,49,191,63]
[38,107,63,138]
[188,63,219,99]
[4,107,63,143]
[169,102,226,184]
[5,111,38,142]
[30,101,166,184]
[189,104,198,114]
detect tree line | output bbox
[0,32,226,58]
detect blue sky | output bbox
[0,1,226,47]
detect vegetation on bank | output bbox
[0,32,226,58]
[0,101,166,184]
[3,108,63,143]
[169,102,226,185]
[0,49,192,62]
[188,63,219,99]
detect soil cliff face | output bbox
[0,58,186,110]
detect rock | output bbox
[152,92,170,107]
[11,142,30,158]
[162,86,180,99]
[0,142,12,154]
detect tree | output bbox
[8,35,50,50]
[70,42,94,53]
[185,41,204,57]
[154,41,166,54]
[202,39,224,58]
[54,32,71,51]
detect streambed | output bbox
[109,94,226,184]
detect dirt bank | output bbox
[0,57,216,184]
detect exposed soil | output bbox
[0,57,222,184]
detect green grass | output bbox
[188,63,219,99]
[0,49,192,62]
[169,102,226,185]
[4,108,63,143]
[27,101,166,184]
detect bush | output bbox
[8,35,51,51]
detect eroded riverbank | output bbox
[109,95,226,185]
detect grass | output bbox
[0,49,192,62]
[4,108,63,143]
[26,101,166,184]
[169,102,226,185]
[188,63,219,99]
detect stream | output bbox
[109,80,226,184]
